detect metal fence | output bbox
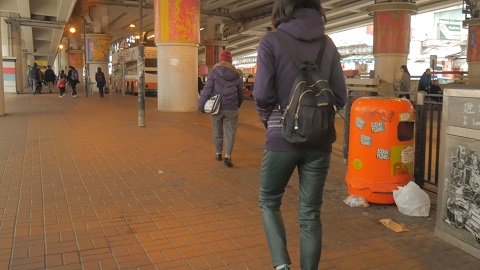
[414,93,443,193]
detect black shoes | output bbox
[223,158,233,167]
[216,154,233,167]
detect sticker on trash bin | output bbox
[353,159,363,170]
[360,134,372,146]
[400,112,413,121]
[355,117,366,130]
[376,148,390,160]
[371,121,385,133]
[401,146,414,164]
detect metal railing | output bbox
[414,92,443,193]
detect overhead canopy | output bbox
[342,54,375,63]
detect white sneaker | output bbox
[59,95,62,97]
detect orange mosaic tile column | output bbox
[154,0,201,112]
[367,2,417,91]
[464,18,480,84]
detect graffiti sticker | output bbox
[360,135,373,146]
[355,117,366,130]
[371,121,385,133]
[376,148,390,160]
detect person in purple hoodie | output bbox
[253,1,347,269]
[198,50,244,167]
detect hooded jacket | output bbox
[253,8,347,152]
[198,62,244,111]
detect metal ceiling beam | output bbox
[231,0,271,13]
[202,0,237,11]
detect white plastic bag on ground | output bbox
[393,181,430,217]
[343,195,369,207]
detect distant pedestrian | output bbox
[397,65,411,99]
[430,79,443,102]
[68,66,79,97]
[44,65,57,93]
[418,68,432,94]
[197,49,244,167]
[57,70,67,97]
[95,67,106,98]
[28,63,41,95]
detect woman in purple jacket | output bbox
[198,50,244,167]
[253,1,346,269]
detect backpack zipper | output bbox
[294,86,334,130]
[280,81,306,123]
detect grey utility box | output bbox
[435,86,480,259]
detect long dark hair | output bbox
[401,65,410,75]
[271,0,326,28]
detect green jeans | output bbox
[259,150,331,269]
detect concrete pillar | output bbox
[0,22,5,116]
[10,21,24,93]
[22,56,28,87]
[1,18,9,56]
[89,6,109,34]
[367,2,418,92]
[204,18,227,71]
[154,0,200,112]
[463,18,480,84]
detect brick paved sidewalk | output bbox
[0,92,478,270]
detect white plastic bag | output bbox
[343,195,369,207]
[393,181,430,217]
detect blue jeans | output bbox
[259,150,331,269]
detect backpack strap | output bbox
[273,31,327,72]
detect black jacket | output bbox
[44,68,56,82]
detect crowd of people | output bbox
[26,65,104,98]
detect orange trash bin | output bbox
[345,97,415,204]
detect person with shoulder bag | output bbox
[197,50,244,167]
[253,0,347,269]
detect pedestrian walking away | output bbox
[68,66,80,97]
[44,65,57,93]
[197,49,244,168]
[95,67,106,98]
[253,0,347,269]
[28,63,41,95]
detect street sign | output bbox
[119,39,129,49]
[118,49,130,57]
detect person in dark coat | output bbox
[67,66,79,97]
[95,67,106,98]
[197,77,204,95]
[44,65,57,93]
[418,68,432,94]
[430,79,443,102]
[253,1,347,269]
[197,50,244,167]
[28,63,41,95]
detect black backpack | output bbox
[274,32,337,146]
[71,69,79,81]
